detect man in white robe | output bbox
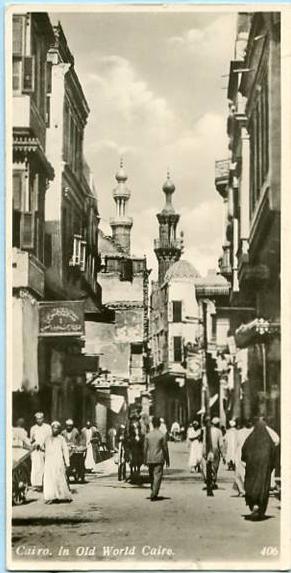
[30,412,51,490]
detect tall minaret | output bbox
[154,171,182,284]
[110,158,133,255]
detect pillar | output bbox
[95,402,107,442]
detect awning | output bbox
[13,132,54,180]
[235,318,280,348]
[94,390,125,414]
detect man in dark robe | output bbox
[242,417,276,520]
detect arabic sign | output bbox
[38,301,84,337]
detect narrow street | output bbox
[12,442,280,566]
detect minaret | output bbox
[154,171,182,284]
[110,158,133,255]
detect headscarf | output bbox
[242,418,275,466]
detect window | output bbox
[120,258,133,282]
[13,59,22,92]
[13,16,25,56]
[173,336,183,363]
[172,300,182,322]
[211,315,217,340]
[22,56,35,93]
[44,233,52,267]
[13,171,23,211]
[249,67,269,218]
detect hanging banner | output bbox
[186,352,202,380]
[38,301,84,337]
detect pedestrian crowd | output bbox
[184,414,280,520]
[12,413,108,504]
[13,411,280,519]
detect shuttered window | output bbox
[13,59,22,92]
[173,336,182,363]
[172,300,182,322]
[22,56,35,93]
[13,171,24,211]
[12,16,24,56]
[21,212,34,249]
[46,61,52,94]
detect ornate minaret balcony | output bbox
[154,170,182,284]
[110,158,133,255]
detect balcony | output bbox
[154,238,181,251]
[12,248,45,298]
[218,245,232,280]
[215,159,230,198]
[238,254,270,288]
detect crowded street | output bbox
[12,442,280,565]
[9,7,283,570]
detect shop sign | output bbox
[38,301,84,337]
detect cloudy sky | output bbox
[52,10,237,278]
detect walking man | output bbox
[144,416,170,501]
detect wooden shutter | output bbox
[21,212,34,249]
[13,16,24,56]
[173,300,182,322]
[12,60,22,92]
[46,61,52,94]
[173,336,182,363]
[32,174,39,212]
[22,56,35,93]
[13,171,23,211]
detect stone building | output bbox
[150,175,230,428]
[12,13,55,423]
[40,21,110,428]
[215,12,280,430]
[11,17,112,428]
[85,161,150,436]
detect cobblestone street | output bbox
[11,442,280,567]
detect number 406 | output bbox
[260,546,279,557]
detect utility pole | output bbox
[202,301,214,497]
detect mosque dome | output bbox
[164,259,201,283]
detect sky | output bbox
[52,10,237,279]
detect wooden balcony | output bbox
[12,248,45,298]
[215,159,230,198]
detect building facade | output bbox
[150,175,230,428]
[12,15,110,428]
[85,161,150,435]
[12,13,55,422]
[215,12,280,431]
[41,22,107,428]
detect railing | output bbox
[154,238,181,250]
